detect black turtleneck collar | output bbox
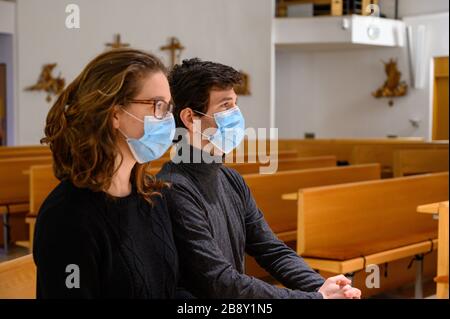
[171,142,223,180]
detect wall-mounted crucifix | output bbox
[105,33,130,50]
[160,37,185,68]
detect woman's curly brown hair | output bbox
[41,48,167,205]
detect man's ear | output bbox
[111,105,121,129]
[180,108,195,130]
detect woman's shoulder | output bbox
[36,180,103,233]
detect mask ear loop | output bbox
[193,110,214,119]
[192,110,224,157]
[121,107,144,123]
[192,115,212,141]
[117,107,144,140]
[116,127,129,140]
[193,109,219,134]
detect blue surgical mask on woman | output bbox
[194,106,245,154]
[119,109,175,163]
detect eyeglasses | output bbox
[128,99,174,120]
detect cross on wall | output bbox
[160,37,185,68]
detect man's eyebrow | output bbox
[217,97,235,103]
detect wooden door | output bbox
[0,64,6,145]
[433,57,449,140]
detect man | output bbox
[158,58,361,299]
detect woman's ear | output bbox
[180,108,194,130]
[111,105,121,129]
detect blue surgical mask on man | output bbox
[194,106,245,154]
[119,108,175,164]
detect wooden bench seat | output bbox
[297,172,448,297]
[302,230,437,261]
[303,239,438,275]
[0,254,36,299]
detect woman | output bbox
[33,49,178,298]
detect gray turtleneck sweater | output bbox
[157,145,325,299]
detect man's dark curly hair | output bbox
[168,58,242,129]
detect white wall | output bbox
[0,33,15,146]
[404,12,450,139]
[379,0,449,19]
[398,0,449,17]
[15,0,273,145]
[0,0,15,34]
[11,0,450,143]
[275,10,449,139]
[0,0,16,145]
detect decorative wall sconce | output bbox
[25,63,65,102]
[372,58,408,106]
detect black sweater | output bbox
[157,145,325,299]
[33,180,178,299]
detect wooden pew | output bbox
[275,138,427,164]
[435,202,449,299]
[149,149,300,168]
[0,157,53,253]
[230,150,299,162]
[147,155,337,176]
[393,149,449,177]
[227,156,336,175]
[26,165,60,252]
[297,172,449,298]
[164,139,446,168]
[243,164,381,278]
[28,165,59,217]
[244,164,381,238]
[0,254,36,299]
[418,201,449,299]
[351,141,448,177]
[155,140,421,172]
[164,137,426,168]
[0,145,51,159]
